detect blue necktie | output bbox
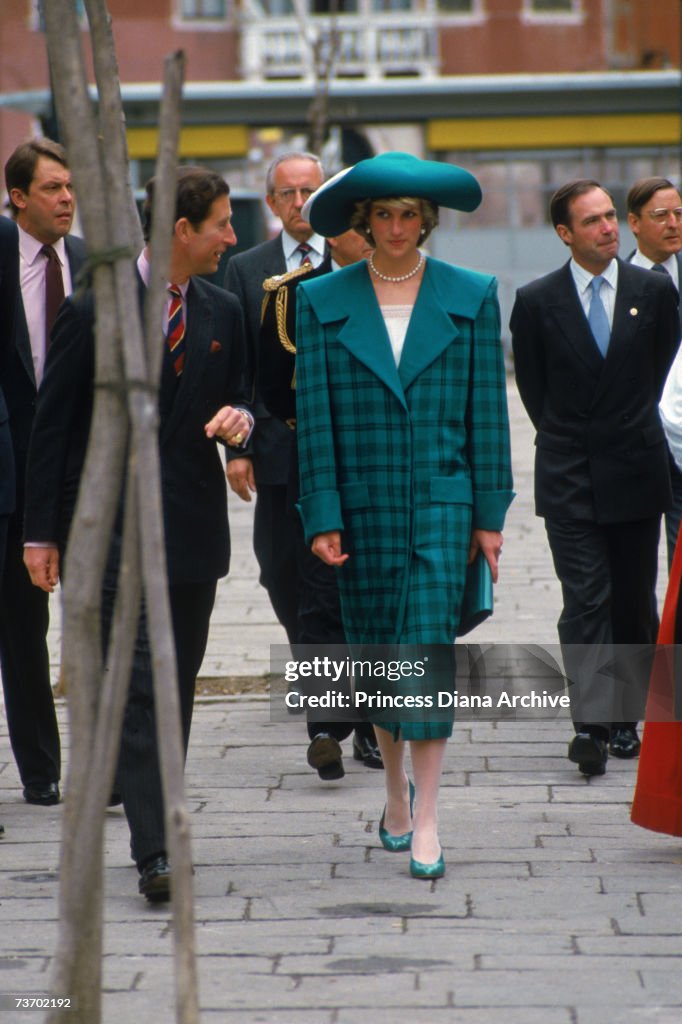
[588,276,610,358]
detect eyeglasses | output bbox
[646,208,682,224]
[271,187,317,204]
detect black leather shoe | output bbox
[352,732,384,769]
[138,854,171,903]
[23,782,60,806]
[307,733,344,780]
[568,733,608,777]
[609,726,641,759]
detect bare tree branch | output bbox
[43,2,196,1021]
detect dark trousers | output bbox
[253,481,299,644]
[102,568,217,866]
[292,510,374,745]
[0,516,60,787]
[545,515,660,738]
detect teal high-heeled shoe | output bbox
[409,850,445,879]
[378,780,415,852]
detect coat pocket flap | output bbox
[430,476,473,504]
[340,480,371,510]
[535,431,579,453]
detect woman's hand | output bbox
[312,531,349,567]
[468,529,503,583]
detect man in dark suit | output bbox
[259,228,383,778]
[23,166,252,901]
[223,152,325,643]
[0,139,86,807]
[511,178,680,776]
[626,176,682,567]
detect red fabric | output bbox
[631,526,682,835]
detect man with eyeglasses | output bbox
[627,176,682,569]
[223,152,326,645]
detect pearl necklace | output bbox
[369,251,425,283]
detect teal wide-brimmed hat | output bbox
[302,151,482,237]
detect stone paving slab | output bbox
[3,383,682,1021]
[4,705,682,1021]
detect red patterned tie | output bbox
[166,284,186,376]
[296,242,312,266]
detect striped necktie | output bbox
[166,284,186,376]
[295,242,312,266]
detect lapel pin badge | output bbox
[629,307,638,316]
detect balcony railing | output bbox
[240,15,440,81]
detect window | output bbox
[312,0,359,11]
[180,0,226,18]
[372,0,412,10]
[530,0,575,11]
[437,0,475,11]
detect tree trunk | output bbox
[43,2,197,1021]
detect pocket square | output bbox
[210,340,222,353]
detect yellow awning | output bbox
[428,113,681,151]
[127,124,249,159]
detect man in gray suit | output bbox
[223,152,326,643]
[0,138,86,806]
[626,176,682,567]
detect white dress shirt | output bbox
[570,257,618,331]
[282,230,326,272]
[137,249,189,331]
[630,248,680,292]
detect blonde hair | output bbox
[349,196,438,246]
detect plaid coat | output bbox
[296,256,513,656]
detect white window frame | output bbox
[521,0,583,25]
[427,0,485,22]
[175,0,229,28]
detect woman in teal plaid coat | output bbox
[295,153,514,879]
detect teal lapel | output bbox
[302,259,492,407]
[398,260,491,391]
[334,267,407,409]
[398,265,459,391]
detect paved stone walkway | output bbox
[1,383,681,1023]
